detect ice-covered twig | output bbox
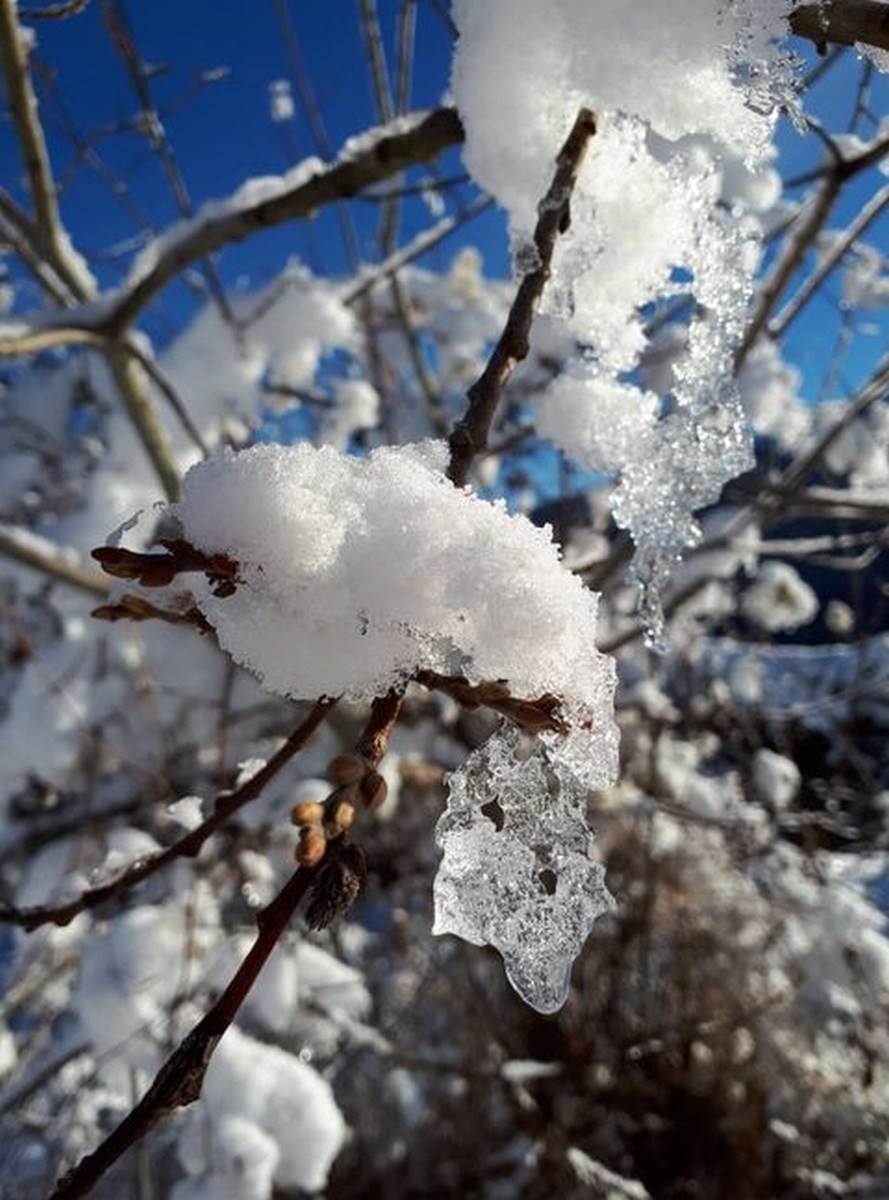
[447,108,597,487]
[0,698,335,932]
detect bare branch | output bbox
[343,195,492,303]
[790,2,889,54]
[0,698,336,931]
[48,862,317,1200]
[0,0,92,299]
[105,343,183,502]
[447,108,597,486]
[0,524,111,596]
[771,179,889,339]
[48,691,402,1198]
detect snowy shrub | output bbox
[0,2,888,1198]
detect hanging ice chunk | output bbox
[433,722,614,1013]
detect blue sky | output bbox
[4,1,888,401]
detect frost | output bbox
[433,721,616,1013]
[177,440,616,706]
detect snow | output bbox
[452,0,799,640]
[176,440,617,708]
[741,560,819,633]
[181,1025,346,1195]
[124,157,324,288]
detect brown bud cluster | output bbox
[290,751,389,868]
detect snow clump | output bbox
[174,439,619,1011]
[453,0,800,644]
[176,439,616,708]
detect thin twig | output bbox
[48,863,317,1200]
[770,180,889,339]
[343,193,492,303]
[0,699,336,931]
[447,108,597,486]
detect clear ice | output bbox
[433,723,614,1013]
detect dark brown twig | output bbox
[447,108,597,486]
[48,861,318,1200]
[790,2,889,54]
[0,698,336,931]
[47,692,403,1197]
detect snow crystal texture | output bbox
[177,440,616,706]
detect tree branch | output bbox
[447,108,597,486]
[103,107,464,334]
[48,862,317,1200]
[0,524,111,597]
[48,692,401,1198]
[0,0,92,299]
[0,698,335,931]
[790,2,889,54]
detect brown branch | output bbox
[48,691,402,1197]
[790,2,889,54]
[48,861,318,1200]
[19,0,91,18]
[414,671,568,734]
[447,108,597,486]
[355,689,405,766]
[0,698,336,932]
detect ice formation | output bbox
[453,0,801,643]
[175,440,616,707]
[433,721,616,1013]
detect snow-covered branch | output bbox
[102,107,465,335]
